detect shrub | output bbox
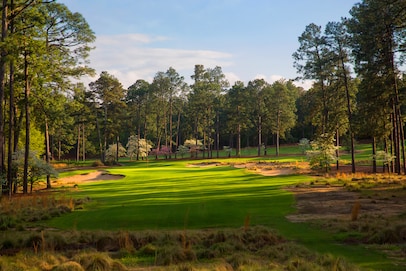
[177,145,190,158]
[92,160,104,167]
[105,143,126,164]
[299,138,310,154]
[0,215,16,230]
[47,233,68,251]
[155,244,196,266]
[367,224,406,244]
[96,236,119,251]
[139,243,157,256]
[118,231,134,253]
[306,134,337,172]
[2,238,15,249]
[25,233,44,250]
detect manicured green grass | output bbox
[44,159,400,270]
[339,143,374,165]
[47,161,310,230]
[56,169,98,178]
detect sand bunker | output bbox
[54,170,124,187]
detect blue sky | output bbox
[58,0,359,89]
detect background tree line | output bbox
[2,0,406,195]
[82,66,300,163]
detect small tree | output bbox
[306,134,337,172]
[126,135,152,160]
[223,146,232,158]
[298,138,310,154]
[184,139,203,158]
[105,143,126,164]
[150,146,172,159]
[126,135,139,160]
[177,145,189,158]
[12,150,58,193]
[373,151,395,173]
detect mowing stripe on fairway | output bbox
[46,160,397,270]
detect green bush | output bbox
[155,244,196,266]
[92,160,104,167]
[0,215,16,230]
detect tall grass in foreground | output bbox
[0,227,359,271]
[0,251,127,271]
[0,194,78,230]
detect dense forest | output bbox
[1,0,406,194]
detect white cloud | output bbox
[253,74,313,90]
[96,33,169,46]
[224,72,241,86]
[294,79,313,90]
[86,34,234,88]
[253,74,286,83]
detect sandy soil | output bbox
[52,170,124,187]
[286,185,406,222]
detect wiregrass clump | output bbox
[51,261,85,271]
[73,252,127,271]
[0,251,126,271]
[0,194,89,230]
[0,226,359,270]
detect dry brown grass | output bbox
[351,201,361,221]
[0,226,360,271]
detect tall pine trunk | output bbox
[13,107,23,193]
[336,130,340,170]
[237,123,241,157]
[0,0,8,195]
[116,135,119,162]
[103,106,108,163]
[95,110,103,162]
[216,112,219,158]
[7,59,14,196]
[76,123,81,161]
[175,111,181,159]
[169,98,173,159]
[276,110,281,157]
[236,104,241,157]
[136,107,141,160]
[44,116,51,189]
[257,115,262,156]
[340,55,356,173]
[82,124,85,161]
[23,50,30,194]
[372,137,377,173]
[6,1,15,196]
